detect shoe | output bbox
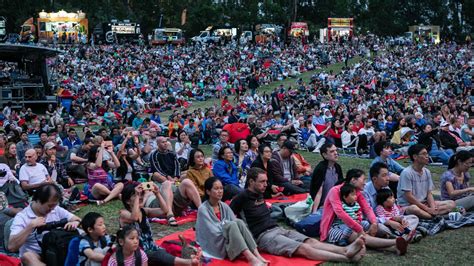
[313,148,320,153]
[410,232,423,243]
[396,237,408,255]
[69,187,81,204]
[416,227,428,237]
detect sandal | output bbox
[167,215,178,226]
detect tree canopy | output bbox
[0,0,471,40]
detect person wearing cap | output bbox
[268,140,308,195]
[39,142,74,188]
[439,121,473,152]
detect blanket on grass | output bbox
[156,228,323,266]
[417,211,474,235]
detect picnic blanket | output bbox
[156,228,323,266]
[417,211,474,235]
[149,210,198,225]
[266,193,308,204]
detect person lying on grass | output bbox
[230,167,366,263]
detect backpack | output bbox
[65,235,108,266]
[40,229,80,266]
[294,213,322,237]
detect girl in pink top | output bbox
[320,169,409,255]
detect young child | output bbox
[329,183,369,246]
[79,212,113,266]
[375,188,419,240]
[108,225,148,266]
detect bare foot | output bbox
[350,245,367,263]
[346,236,364,258]
[249,257,266,266]
[256,254,269,264]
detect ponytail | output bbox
[448,150,473,170]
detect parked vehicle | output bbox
[150,28,185,45]
[20,10,88,44]
[191,26,237,44]
[93,20,141,44]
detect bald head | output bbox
[157,136,168,152]
[25,149,37,165]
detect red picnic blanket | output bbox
[156,229,322,266]
[266,193,308,204]
[149,210,198,225]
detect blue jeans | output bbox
[430,142,454,165]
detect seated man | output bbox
[268,141,308,195]
[149,136,201,221]
[230,168,365,263]
[8,184,81,265]
[19,149,52,195]
[66,138,94,181]
[397,144,456,219]
[364,163,419,238]
[371,141,403,196]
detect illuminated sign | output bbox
[328,18,353,28]
[111,23,139,34]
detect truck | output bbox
[150,28,185,45]
[20,10,88,44]
[288,22,309,44]
[238,24,284,45]
[191,26,237,44]
[92,20,141,44]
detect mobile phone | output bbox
[104,140,113,148]
[142,182,154,191]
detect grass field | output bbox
[76,56,474,264]
[76,145,474,265]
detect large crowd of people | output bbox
[0,36,472,266]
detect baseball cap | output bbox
[44,142,57,150]
[440,121,449,127]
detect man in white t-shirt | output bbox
[19,149,52,194]
[9,184,81,265]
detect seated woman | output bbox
[0,142,18,176]
[186,149,213,200]
[320,169,409,255]
[326,120,343,148]
[119,183,200,265]
[251,144,282,199]
[245,135,259,163]
[85,144,124,205]
[213,147,242,201]
[196,177,268,266]
[440,150,474,211]
[234,139,253,188]
[175,131,193,171]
